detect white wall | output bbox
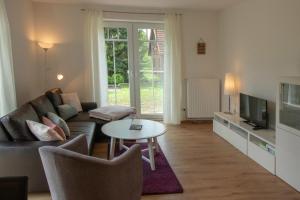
[182,11,219,80]
[181,11,220,118]
[219,0,300,127]
[5,0,41,105]
[33,3,86,99]
[33,2,221,118]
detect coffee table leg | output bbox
[109,137,116,160]
[147,138,155,170]
[154,137,160,153]
[119,139,124,150]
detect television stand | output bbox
[213,112,276,174]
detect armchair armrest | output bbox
[81,102,97,112]
[59,134,88,155]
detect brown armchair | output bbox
[39,135,143,200]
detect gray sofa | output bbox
[0,88,109,192]
[45,88,109,141]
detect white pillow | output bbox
[60,93,83,112]
[26,120,64,141]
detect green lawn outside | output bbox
[108,86,163,114]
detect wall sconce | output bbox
[57,74,64,81]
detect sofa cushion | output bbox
[57,104,78,120]
[60,93,83,112]
[1,104,39,141]
[67,122,96,153]
[42,117,66,141]
[0,123,11,141]
[68,122,95,135]
[45,88,63,111]
[47,112,70,137]
[30,95,57,119]
[67,112,107,125]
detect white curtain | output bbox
[163,14,182,124]
[0,0,17,117]
[84,10,108,107]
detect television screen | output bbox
[240,93,268,129]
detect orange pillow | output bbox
[42,116,67,141]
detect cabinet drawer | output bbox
[213,120,229,141]
[227,129,247,155]
[213,120,247,154]
[248,141,275,174]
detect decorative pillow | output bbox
[60,93,83,112]
[26,120,64,141]
[57,104,78,120]
[42,116,66,141]
[47,112,71,137]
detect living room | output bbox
[0,0,300,199]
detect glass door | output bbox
[133,23,165,118]
[104,22,164,118]
[104,23,134,107]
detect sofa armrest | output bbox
[81,102,97,112]
[0,141,64,192]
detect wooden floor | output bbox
[29,122,300,200]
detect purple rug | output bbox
[116,142,183,195]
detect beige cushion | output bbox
[60,93,82,112]
[26,120,64,141]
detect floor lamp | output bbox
[224,73,235,114]
[38,42,53,91]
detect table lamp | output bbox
[224,73,235,114]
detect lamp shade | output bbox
[224,73,235,95]
[38,42,53,49]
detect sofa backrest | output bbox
[0,104,39,141]
[30,95,57,119]
[45,88,63,112]
[0,123,11,142]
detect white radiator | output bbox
[187,78,220,118]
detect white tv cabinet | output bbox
[276,77,300,192]
[213,112,276,174]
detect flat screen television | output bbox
[240,93,268,129]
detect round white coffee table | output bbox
[102,119,167,170]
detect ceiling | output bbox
[31,0,242,11]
